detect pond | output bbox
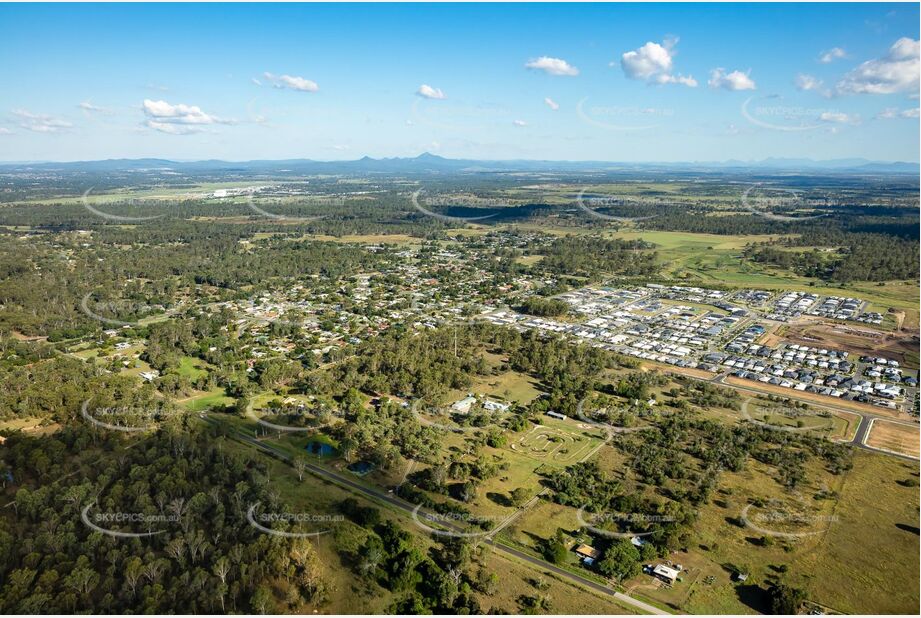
[347,461,375,476]
[304,441,336,457]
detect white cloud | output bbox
[11,109,73,133]
[794,73,823,91]
[261,72,319,92]
[525,56,579,76]
[836,37,919,95]
[0,127,12,135]
[142,99,230,134]
[544,97,559,111]
[251,77,262,86]
[819,47,847,63]
[820,111,860,125]
[708,68,756,91]
[144,121,203,135]
[877,107,920,119]
[654,73,698,87]
[513,119,527,127]
[416,84,447,99]
[79,101,114,115]
[620,39,696,87]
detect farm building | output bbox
[653,564,680,584]
[574,544,602,561]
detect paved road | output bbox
[201,413,669,615]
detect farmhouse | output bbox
[574,544,602,562]
[653,564,680,584]
[451,396,477,414]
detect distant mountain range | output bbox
[1,152,917,174]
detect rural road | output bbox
[200,413,669,615]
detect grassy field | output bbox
[865,419,921,459]
[217,422,639,614]
[180,387,234,412]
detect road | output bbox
[200,413,669,615]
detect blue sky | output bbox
[0,2,918,162]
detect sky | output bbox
[0,2,919,163]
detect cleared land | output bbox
[866,419,921,459]
[773,319,920,369]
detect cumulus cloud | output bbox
[416,84,447,99]
[708,68,756,91]
[620,39,696,87]
[877,107,920,119]
[794,74,823,91]
[820,111,860,125]
[819,47,847,63]
[544,97,560,110]
[11,109,73,133]
[142,99,230,134]
[261,72,319,92]
[836,37,920,95]
[512,119,527,127]
[525,56,579,76]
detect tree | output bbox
[292,457,307,482]
[768,583,806,615]
[510,487,531,507]
[251,586,274,614]
[542,530,569,565]
[597,539,641,581]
